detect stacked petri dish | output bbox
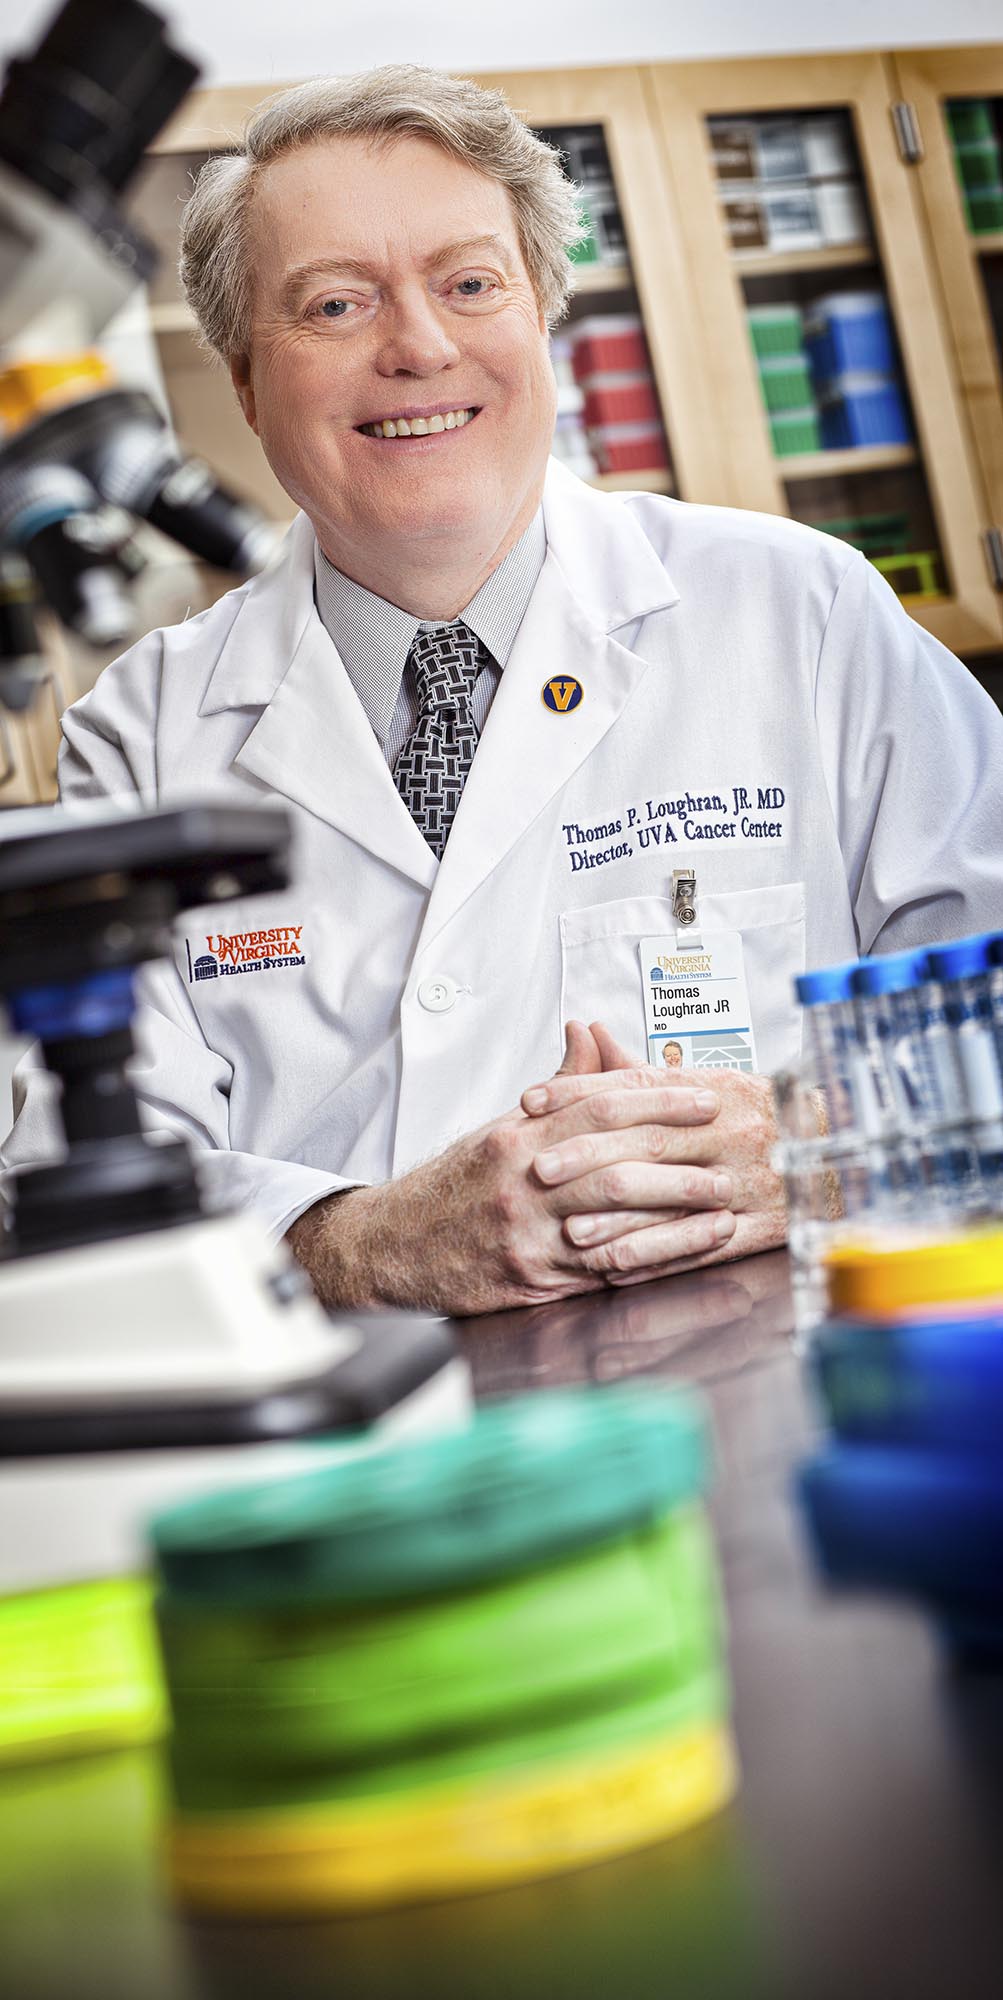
[798,1229,1003,1659]
[150,1386,737,1916]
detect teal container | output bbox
[770,407,821,457]
[746,303,803,358]
[954,137,1003,190]
[758,354,814,412]
[946,99,995,145]
[965,184,1003,232]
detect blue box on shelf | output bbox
[804,291,895,381]
[819,372,912,450]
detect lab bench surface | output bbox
[3,1249,1003,2000]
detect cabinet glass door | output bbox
[650,56,1003,652]
[711,106,946,608]
[892,49,1003,602]
[534,119,674,495]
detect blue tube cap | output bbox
[925,935,994,983]
[794,962,858,1006]
[849,948,927,997]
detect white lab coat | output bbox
[6,458,1003,1235]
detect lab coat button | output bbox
[417,975,458,1012]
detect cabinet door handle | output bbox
[890,101,924,165]
[983,529,1003,593]
[0,714,15,789]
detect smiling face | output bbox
[230,133,557,610]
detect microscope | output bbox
[0,3,464,1641]
[0,0,276,712]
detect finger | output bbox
[523,1063,713,1118]
[563,1206,686,1248]
[556,1019,603,1078]
[532,1091,720,1177]
[589,1020,642,1072]
[549,1161,732,1219]
[578,1208,737,1276]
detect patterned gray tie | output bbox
[393,622,487,859]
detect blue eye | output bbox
[320,299,350,318]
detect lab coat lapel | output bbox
[422,466,679,941]
[200,517,436,889]
[234,622,436,887]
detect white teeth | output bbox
[362,407,474,437]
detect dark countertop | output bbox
[3,1251,1002,2000]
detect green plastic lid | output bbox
[151,1386,709,1611]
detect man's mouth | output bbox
[356,406,480,439]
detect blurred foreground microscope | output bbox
[0,0,275,713]
[0,1,463,1648]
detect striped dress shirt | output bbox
[312,511,547,768]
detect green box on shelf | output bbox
[955,138,1003,190]
[746,304,803,358]
[759,354,814,412]
[568,203,600,265]
[965,185,1003,232]
[947,99,995,145]
[770,408,821,457]
[814,512,910,557]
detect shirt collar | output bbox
[314,510,546,745]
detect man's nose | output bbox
[374,288,461,376]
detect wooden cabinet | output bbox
[646,53,1003,654]
[889,48,1003,549]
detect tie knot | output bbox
[408,622,484,715]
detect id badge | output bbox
[639,933,757,1072]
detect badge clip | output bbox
[672,869,703,950]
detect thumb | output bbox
[589,1020,644,1072]
[556,1019,602,1076]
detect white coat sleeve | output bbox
[0,643,360,1242]
[814,551,1003,953]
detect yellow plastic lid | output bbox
[825,1228,1003,1317]
[168,1719,738,1915]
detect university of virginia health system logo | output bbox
[185,925,306,983]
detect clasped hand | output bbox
[292,1018,786,1316]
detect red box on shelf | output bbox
[582,373,660,426]
[570,313,649,381]
[588,422,670,475]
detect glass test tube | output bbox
[923,936,1003,1213]
[849,949,933,1217]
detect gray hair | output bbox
[179,65,586,360]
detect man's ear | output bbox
[229,352,258,433]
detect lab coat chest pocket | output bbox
[559,883,806,1075]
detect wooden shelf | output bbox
[732,243,876,276]
[780,443,918,479]
[590,469,673,493]
[970,229,1003,255]
[569,262,634,293]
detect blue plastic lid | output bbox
[925,935,994,983]
[794,962,858,1006]
[849,948,927,998]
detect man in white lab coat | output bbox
[5,67,1003,1315]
